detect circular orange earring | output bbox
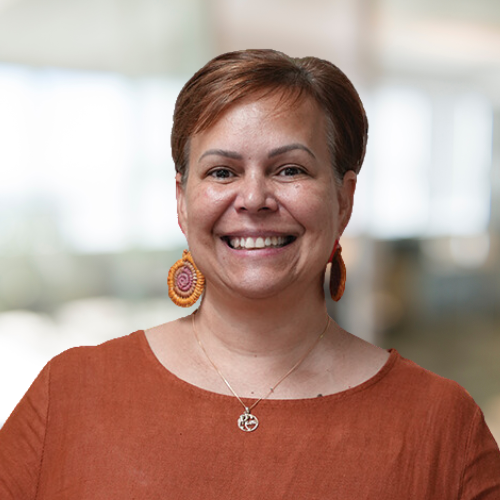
[168,250,205,307]
[328,240,346,302]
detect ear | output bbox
[337,170,357,236]
[176,172,187,236]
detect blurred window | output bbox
[349,84,492,239]
[0,64,186,255]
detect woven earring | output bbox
[329,242,346,302]
[168,250,205,307]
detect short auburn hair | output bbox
[171,49,368,184]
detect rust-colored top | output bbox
[1,331,499,499]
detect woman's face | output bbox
[176,93,356,301]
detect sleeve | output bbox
[460,406,500,499]
[0,363,50,500]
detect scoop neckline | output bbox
[135,329,399,406]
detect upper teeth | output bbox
[229,236,287,249]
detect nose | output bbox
[234,173,278,213]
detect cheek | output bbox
[280,184,338,231]
[186,185,233,229]
[306,202,338,239]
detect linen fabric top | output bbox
[1,331,499,500]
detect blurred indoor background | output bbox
[0,0,499,442]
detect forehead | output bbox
[195,86,313,132]
[191,93,328,153]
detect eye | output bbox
[278,166,306,177]
[209,168,234,180]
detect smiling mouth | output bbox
[222,235,296,250]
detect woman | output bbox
[1,49,499,499]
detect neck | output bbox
[195,283,330,358]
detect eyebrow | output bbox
[268,143,316,159]
[198,143,316,163]
[198,149,243,162]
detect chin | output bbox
[222,273,297,301]
[234,286,283,301]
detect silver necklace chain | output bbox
[191,311,330,432]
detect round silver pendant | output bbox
[238,411,259,432]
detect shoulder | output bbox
[387,350,479,421]
[39,330,169,420]
[51,330,144,363]
[48,330,147,385]
[392,350,472,398]
[374,351,495,465]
